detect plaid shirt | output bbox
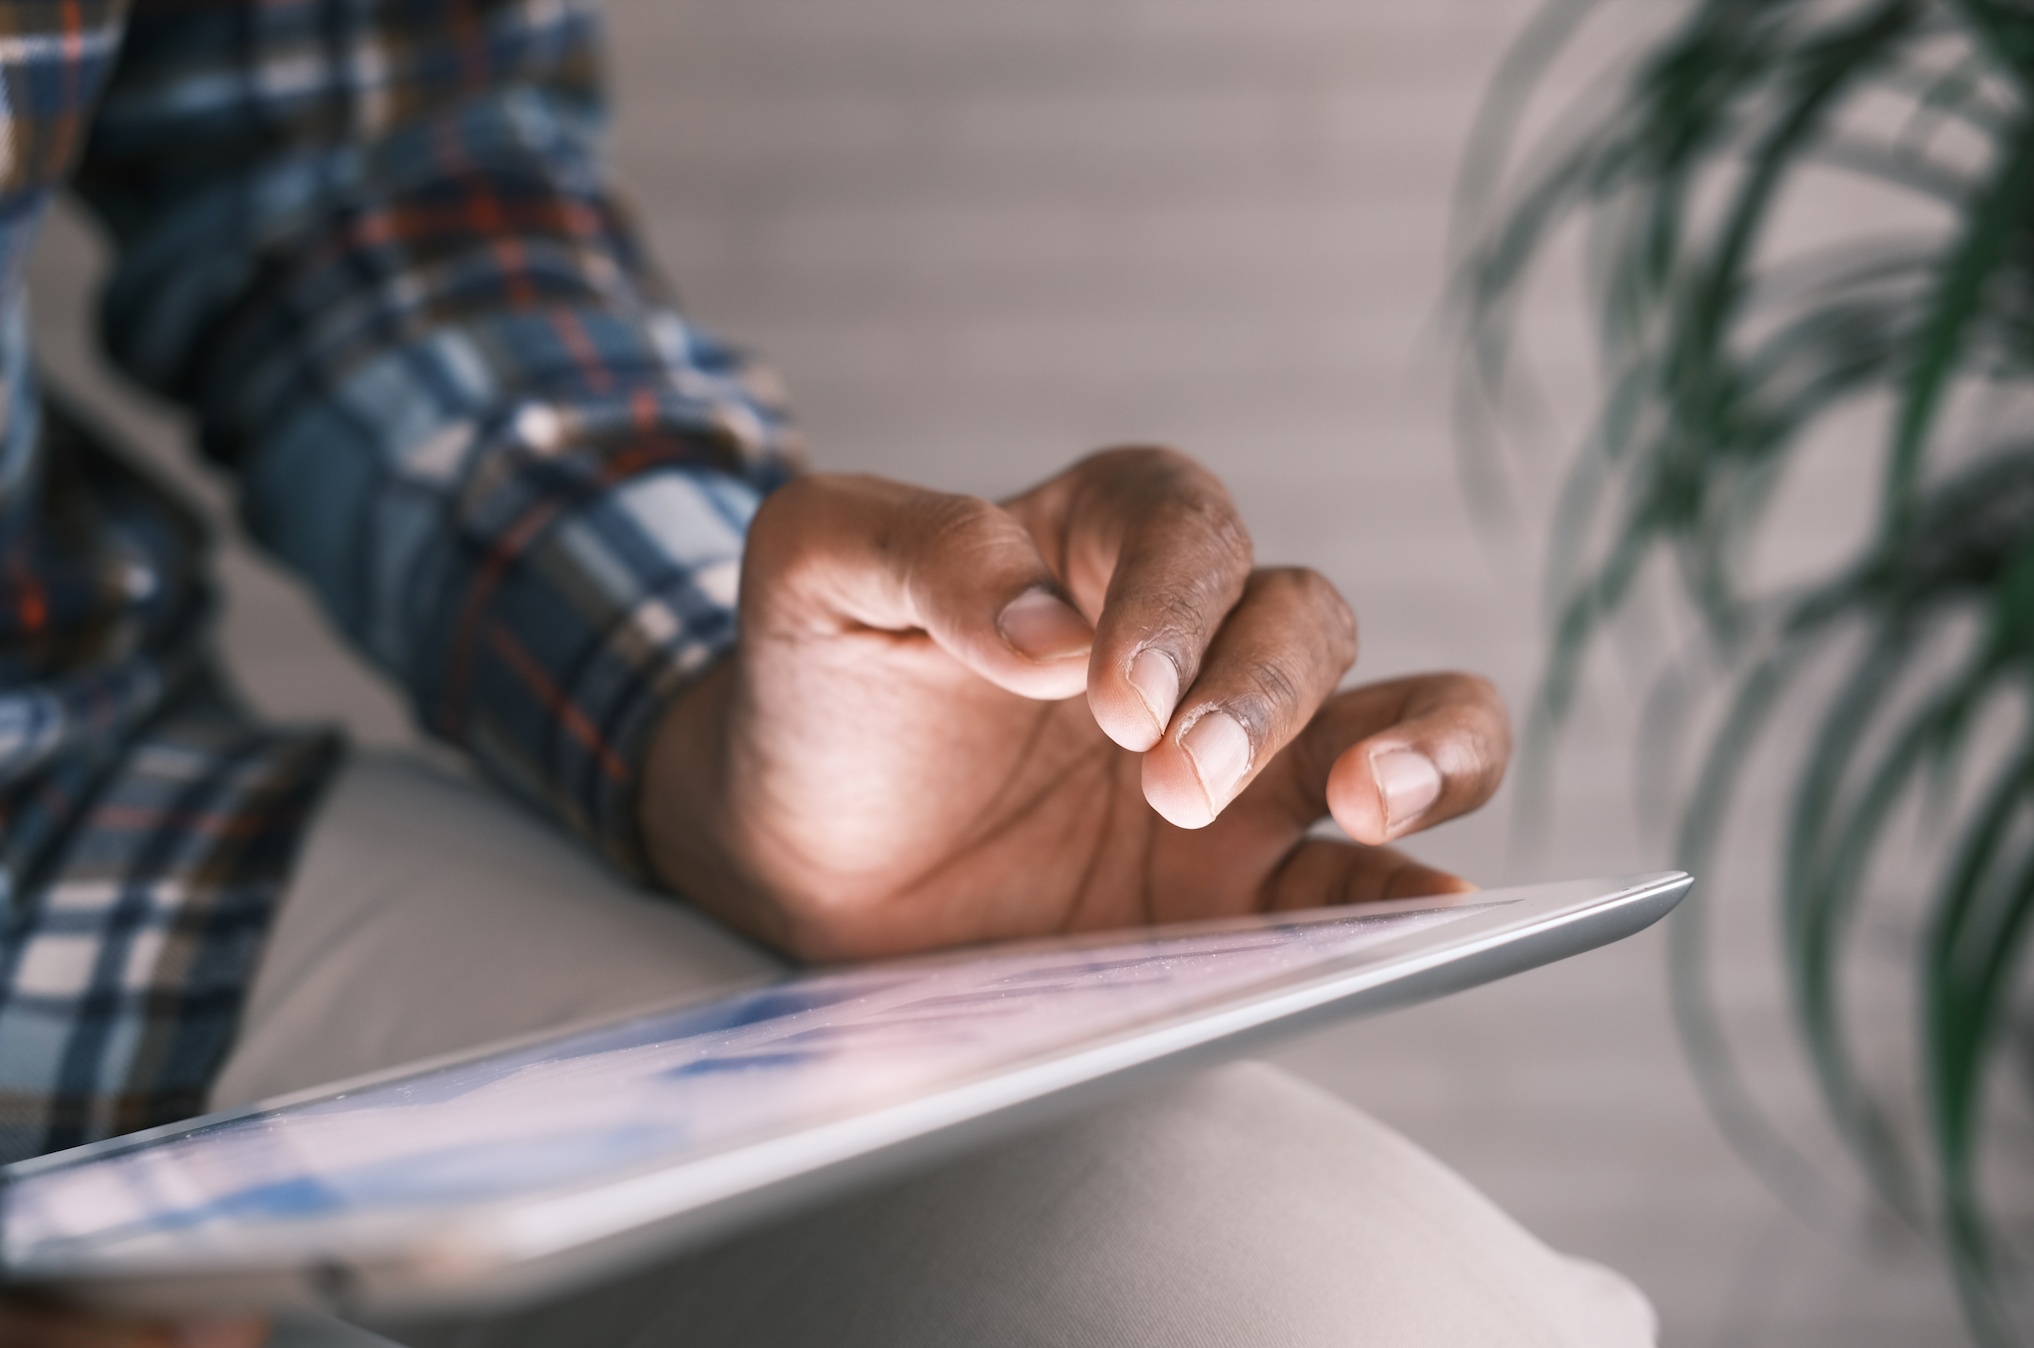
[0,0,798,1162]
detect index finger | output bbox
[1005,446,1255,752]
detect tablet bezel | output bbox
[0,871,1690,1317]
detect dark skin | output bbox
[639,447,1509,960]
[0,1298,265,1347]
[14,447,1511,1345]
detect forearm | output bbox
[73,0,799,873]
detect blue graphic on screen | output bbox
[2,903,1485,1266]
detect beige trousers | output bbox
[213,753,1658,1348]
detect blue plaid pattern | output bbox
[0,0,798,1162]
[0,675,341,1158]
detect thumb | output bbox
[742,473,1093,701]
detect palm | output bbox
[731,639,1281,956]
[677,626,1456,960]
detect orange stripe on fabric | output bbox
[553,308,614,393]
[91,806,307,839]
[487,626,630,782]
[8,542,45,636]
[18,581,44,635]
[352,199,591,248]
[461,190,539,309]
[438,440,720,736]
[440,497,568,735]
[33,0,86,179]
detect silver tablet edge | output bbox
[8,871,1692,1318]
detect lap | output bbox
[211,751,783,1109]
[220,752,1655,1348]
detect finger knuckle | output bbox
[906,494,1048,612]
[1411,671,1511,791]
[1219,659,1309,745]
[1437,670,1509,728]
[1152,588,1212,637]
[1185,495,1253,571]
[1256,567,1357,662]
[1252,660,1305,722]
[917,491,1005,550]
[1080,447,1251,560]
[756,473,871,543]
[1272,564,1352,615]
[1131,537,1252,648]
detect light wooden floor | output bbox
[23,1,1969,1342]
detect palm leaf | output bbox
[1784,623,1933,1219]
[1458,1,2034,1340]
[1885,113,2034,545]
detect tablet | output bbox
[0,872,1689,1319]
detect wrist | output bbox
[637,656,781,941]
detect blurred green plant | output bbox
[1457,0,2034,1340]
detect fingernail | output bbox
[1127,647,1179,733]
[998,589,1091,661]
[1182,711,1252,812]
[1373,748,1442,833]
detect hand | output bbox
[0,1296,264,1347]
[642,447,1510,960]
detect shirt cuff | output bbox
[414,440,770,880]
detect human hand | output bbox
[642,447,1510,959]
[0,1296,264,1347]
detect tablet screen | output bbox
[5,899,1494,1265]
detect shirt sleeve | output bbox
[69,0,801,878]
